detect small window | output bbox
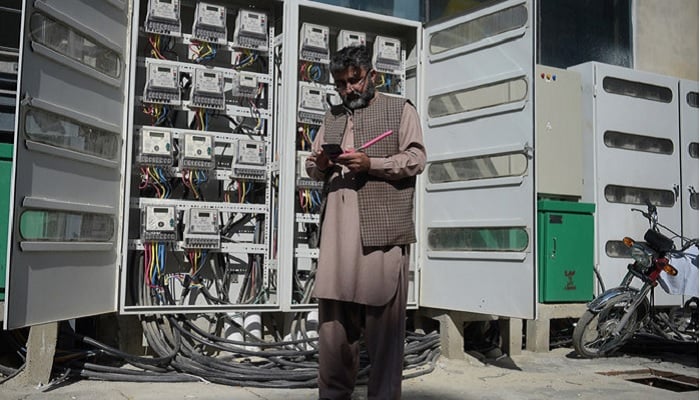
[29,12,121,79]
[428,227,528,252]
[429,4,528,55]
[602,77,672,103]
[25,107,120,160]
[691,192,698,210]
[428,152,528,184]
[687,92,699,108]
[603,131,673,155]
[428,77,527,118]
[604,185,675,207]
[689,142,699,159]
[20,210,114,242]
[605,240,631,258]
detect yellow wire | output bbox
[189,170,199,199]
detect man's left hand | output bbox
[335,151,370,173]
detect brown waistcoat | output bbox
[322,94,417,247]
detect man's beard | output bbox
[342,84,375,110]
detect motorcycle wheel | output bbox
[573,295,644,358]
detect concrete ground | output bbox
[1,342,697,400]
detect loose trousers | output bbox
[317,255,408,400]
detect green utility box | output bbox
[537,200,595,303]
[0,143,12,301]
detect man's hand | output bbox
[307,151,332,171]
[335,151,370,173]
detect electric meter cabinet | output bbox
[141,205,177,242]
[144,60,180,105]
[233,9,268,49]
[136,128,174,166]
[190,68,225,110]
[183,207,220,249]
[144,0,181,36]
[373,35,402,73]
[180,133,215,169]
[299,23,330,63]
[337,30,366,50]
[192,2,227,44]
[232,139,266,180]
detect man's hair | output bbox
[329,45,373,75]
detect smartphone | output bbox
[321,143,344,159]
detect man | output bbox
[306,45,426,400]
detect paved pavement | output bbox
[1,341,697,400]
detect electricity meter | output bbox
[141,205,177,242]
[191,68,225,110]
[372,36,402,72]
[136,128,174,166]
[337,30,366,50]
[183,208,220,249]
[192,2,227,44]
[297,82,327,125]
[233,9,268,49]
[234,72,259,99]
[180,133,215,169]
[145,0,181,36]
[144,60,180,105]
[232,139,266,179]
[299,23,330,63]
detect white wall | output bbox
[634,0,699,80]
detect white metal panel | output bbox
[572,62,682,306]
[420,0,536,319]
[4,0,129,328]
[679,80,698,240]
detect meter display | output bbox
[337,30,366,50]
[193,2,227,44]
[233,139,267,179]
[191,68,225,109]
[144,61,180,104]
[136,128,173,166]
[183,208,220,249]
[145,0,181,36]
[181,133,215,169]
[373,35,402,72]
[233,9,268,49]
[297,82,327,125]
[142,205,177,242]
[234,72,259,99]
[299,23,330,63]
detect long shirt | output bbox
[306,99,426,306]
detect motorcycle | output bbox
[573,200,699,358]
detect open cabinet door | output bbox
[419,0,536,319]
[4,0,130,329]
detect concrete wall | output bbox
[634,0,699,80]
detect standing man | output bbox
[306,45,426,400]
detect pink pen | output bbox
[356,130,394,151]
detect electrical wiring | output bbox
[190,40,216,63]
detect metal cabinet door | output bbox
[4,0,130,329]
[420,0,536,319]
[679,80,698,240]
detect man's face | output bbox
[333,66,375,110]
